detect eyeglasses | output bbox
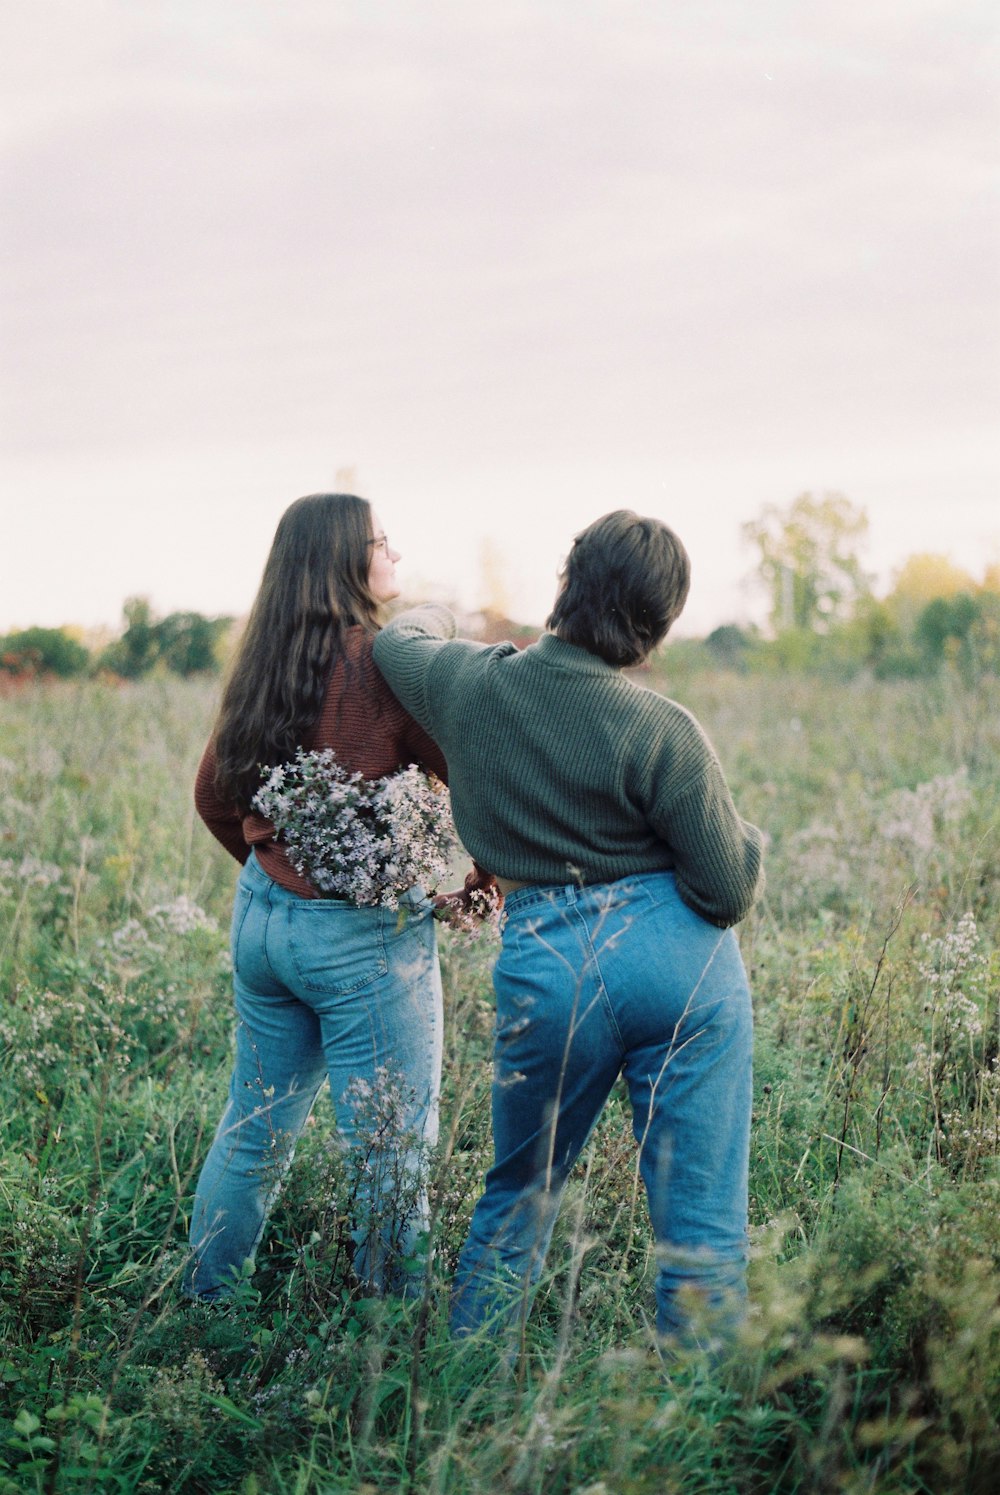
[368,533,390,553]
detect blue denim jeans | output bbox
[185,851,442,1300]
[450,872,753,1345]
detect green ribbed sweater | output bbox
[373,605,764,928]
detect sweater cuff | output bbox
[383,603,457,641]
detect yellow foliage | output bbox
[889,553,976,606]
[981,560,1000,595]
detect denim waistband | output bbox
[242,848,296,902]
[501,869,674,917]
[242,848,431,912]
[243,848,272,887]
[242,848,318,902]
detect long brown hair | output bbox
[213,493,381,810]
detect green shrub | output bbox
[0,627,90,678]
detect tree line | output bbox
[0,597,234,682]
[4,493,998,682]
[719,491,1000,680]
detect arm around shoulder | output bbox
[379,603,457,644]
[373,605,458,725]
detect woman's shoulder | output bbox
[340,624,387,685]
[309,627,409,747]
[343,623,376,661]
[346,624,425,717]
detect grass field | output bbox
[1,662,998,1493]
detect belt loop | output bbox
[564,883,578,906]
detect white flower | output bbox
[253,749,456,908]
[879,769,971,855]
[148,896,218,936]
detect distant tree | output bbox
[909,591,999,679]
[839,597,899,673]
[973,591,1000,676]
[100,596,159,678]
[99,597,232,678]
[916,593,981,667]
[156,611,233,675]
[743,492,872,634]
[865,552,1000,679]
[0,627,90,678]
[704,624,754,671]
[890,552,977,605]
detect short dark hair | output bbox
[546,510,691,666]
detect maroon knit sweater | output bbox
[195,625,449,899]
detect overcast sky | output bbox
[2,0,997,637]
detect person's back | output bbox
[187,494,450,1303]
[374,509,764,1349]
[376,613,761,928]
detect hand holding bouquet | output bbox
[432,865,503,934]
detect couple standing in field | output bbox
[186,492,764,1352]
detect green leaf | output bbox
[202,1394,264,1430]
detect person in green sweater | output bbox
[373,509,765,1348]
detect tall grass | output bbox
[1,666,998,1493]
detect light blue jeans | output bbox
[185,851,443,1301]
[450,873,753,1345]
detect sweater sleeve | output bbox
[372,605,458,733]
[652,765,765,928]
[194,741,250,865]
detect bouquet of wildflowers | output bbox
[253,748,456,908]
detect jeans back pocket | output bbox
[287,901,389,995]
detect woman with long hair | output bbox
[186,492,455,1301]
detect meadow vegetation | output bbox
[1,659,998,1493]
